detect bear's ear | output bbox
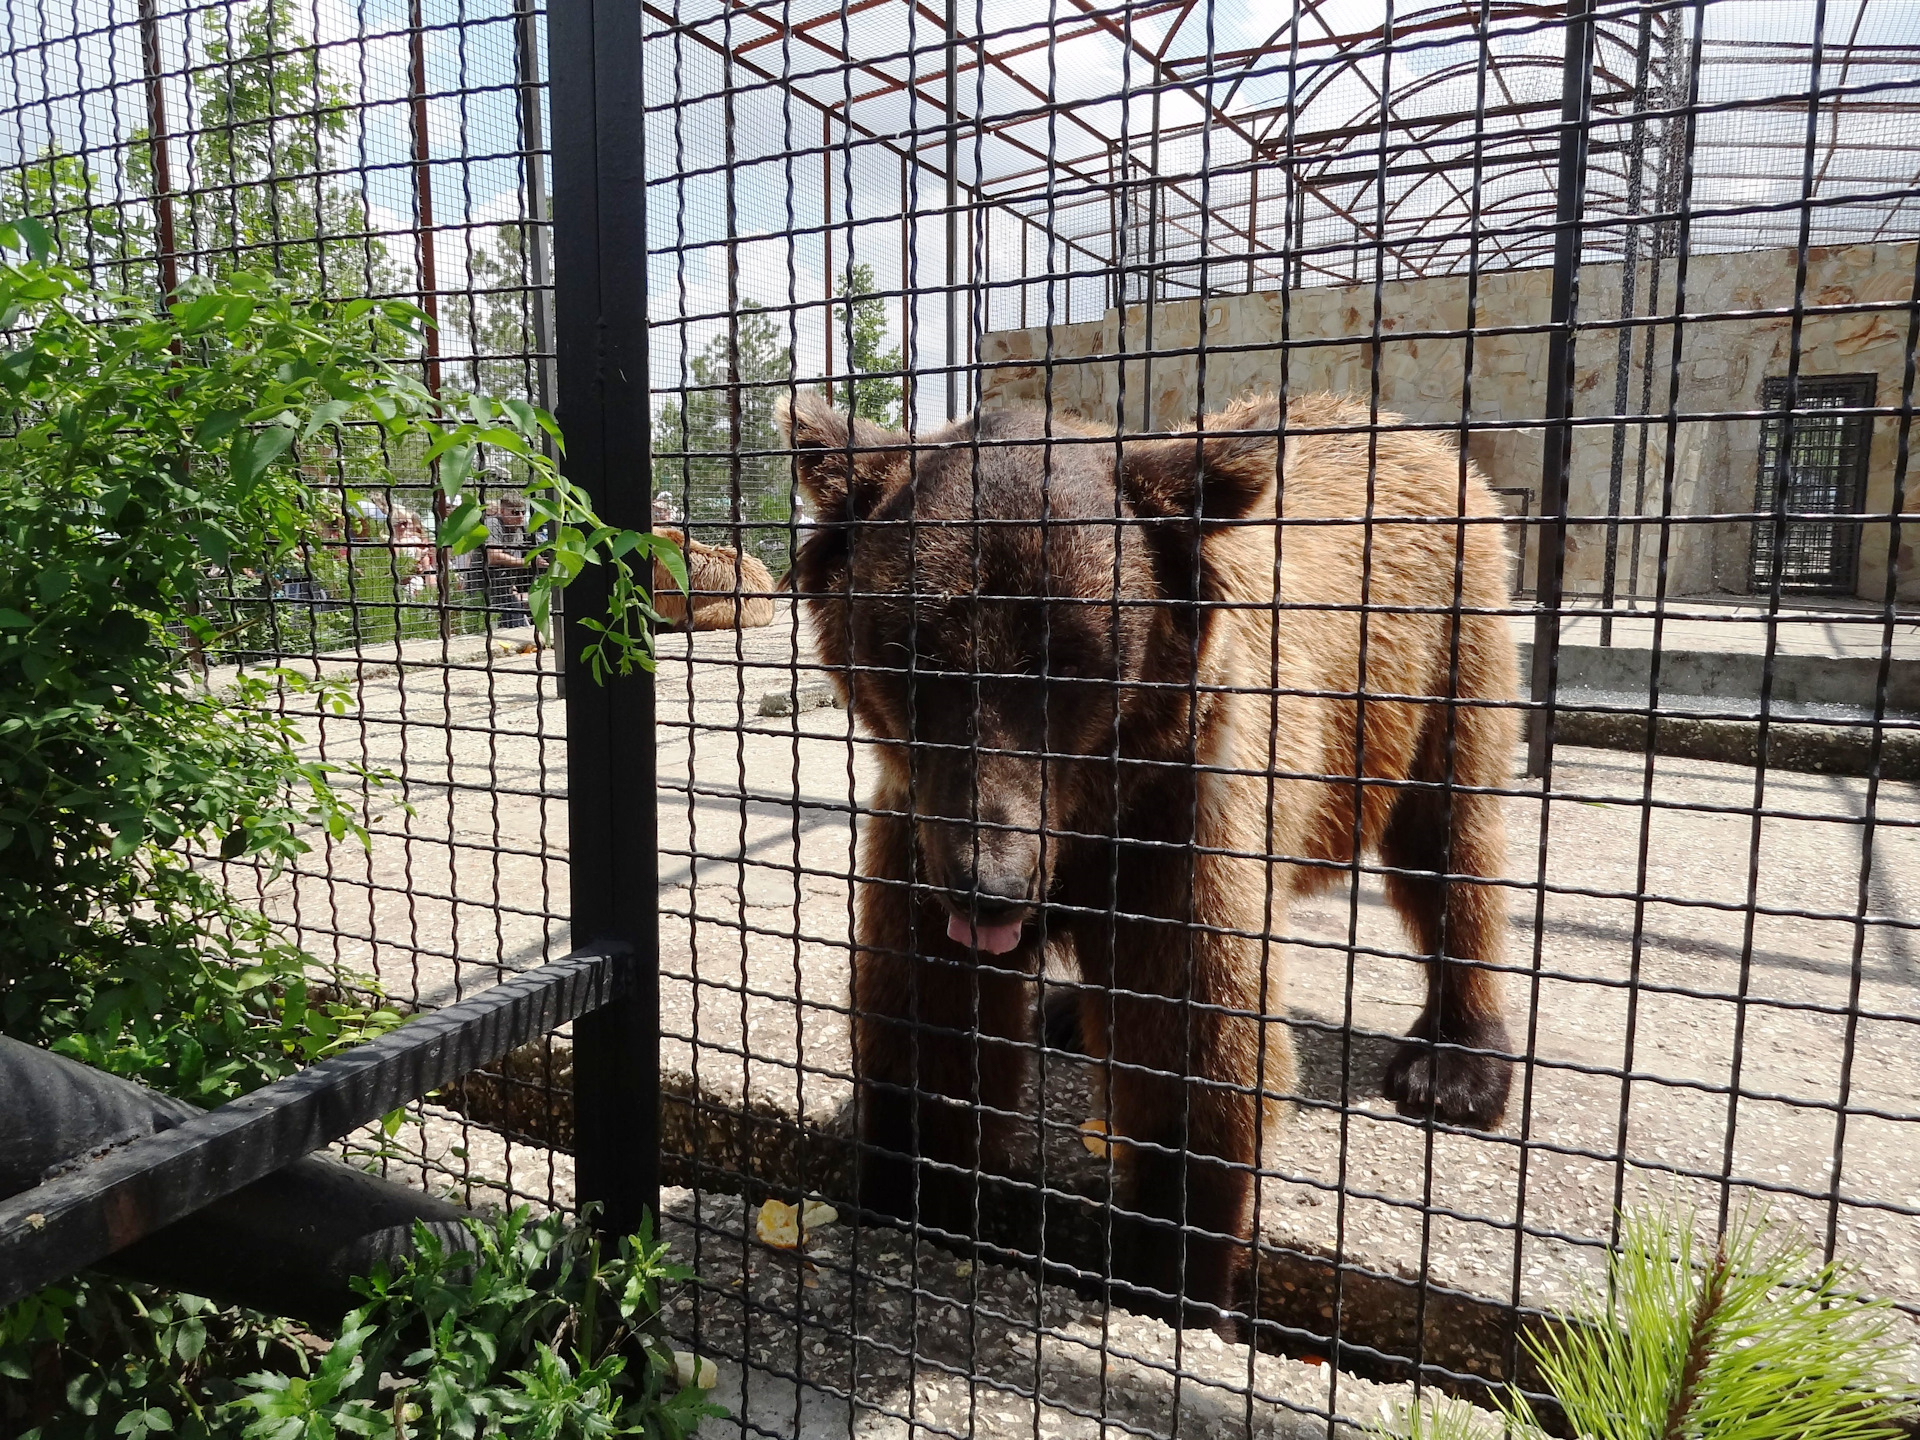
[776,391,907,521]
[1118,393,1280,524]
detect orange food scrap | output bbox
[1080,1118,1110,1158]
[755,1197,802,1249]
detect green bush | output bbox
[0,217,676,1101]
[3,1209,723,1440]
[0,220,696,1435]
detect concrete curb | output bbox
[1550,708,1920,779]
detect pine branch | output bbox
[1660,1232,1729,1440]
[1476,1204,1915,1440]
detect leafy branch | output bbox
[423,394,684,683]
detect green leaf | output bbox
[302,398,354,441]
[231,425,296,488]
[98,610,149,651]
[438,496,487,554]
[196,408,249,446]
[222,296,257,334]
[649,536,689,595]
[173,293,225,331]
[438,441,474,498]
[190,521,233,567]
[501,396,540,437]
[9,216,52,262]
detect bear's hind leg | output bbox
[1378,701,1515,1129]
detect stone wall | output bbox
[978,241,1918,603]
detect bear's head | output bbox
[778,391,1274,954]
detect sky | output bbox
[3,0,1914,425]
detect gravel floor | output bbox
[663,1188,1437,1440]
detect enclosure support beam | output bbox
[549,0,662,1237]
[0,950,632,1308]
[135,0,178,304]
[1526,0,1596,780]
[824,110,835,395]
[945,0,961,420]
[406,0,442,401]
[408,0,455,642]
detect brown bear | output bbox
[779,389,1517,1326]
[649,526,777,631]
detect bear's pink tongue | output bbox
[947,913,1024,954]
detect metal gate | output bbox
[1749,373,1879,597]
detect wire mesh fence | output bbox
[1,0,583,1219]
[6,0,1920,1434]
[629,0,1920,1433]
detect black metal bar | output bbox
[0,1037,481,1322]
[0,949,629,1307]
[514,0,556,419]
[1525,0,1595,781]
[549,0,661,1239]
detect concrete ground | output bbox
[249,598,1920,1438]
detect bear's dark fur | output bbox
[780,390,1518,1325]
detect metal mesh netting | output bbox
[5,0,1920,1435]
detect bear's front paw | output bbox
[1383,1024,1512,1129]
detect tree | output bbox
[184,0,401,303]
[9,148,155,293]
[442,218,551,405]
[15,2,405,333]
[649,304,796,567]
[645,268,903,572]
[829,262,902,427]
[1391,1205,1916,1440]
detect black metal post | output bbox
[549,0,660,1237]
[945,0,961,420]
[1525,0,1596,780]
